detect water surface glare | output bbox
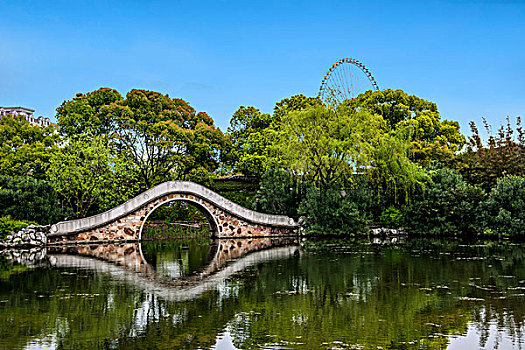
[0,238,524,349]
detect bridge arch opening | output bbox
[138,198,220,241]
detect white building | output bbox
[0,106,53,127]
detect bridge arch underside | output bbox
[139,198,220,240]
[48,193,296,244]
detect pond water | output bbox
[1,237,524,349]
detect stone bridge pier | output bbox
[48,181,298,244]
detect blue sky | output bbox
[0,0,523,132]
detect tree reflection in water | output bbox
[0,238,524,349]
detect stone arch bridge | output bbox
[48,181,298,244]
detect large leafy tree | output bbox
[273,105,383,188]
[56,88,225,189]
[341,89,465,167]
[225,95,323,177]
[226,106,273,176]
[0,114,58,179]
[47,135,139,218]
[56,87,123,137]
[272,105,427,205]
[273,94,322,121]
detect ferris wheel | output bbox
[318,58,380,105]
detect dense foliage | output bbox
[340,89,465,167]
[226,106,273,176]
[0,176,62,224]
[0,114,58,179]
[47,135,139,218]
[257,167,301,217]
[479,175,525,237]
[404,168,486,236]
[57,88,225,190]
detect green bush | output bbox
[298,183,371,235]
[185,167,215,187]
[0,176,63,224]
[148,202,206,224]
[379,206,405,229]
[405,168,485,236]
[257,167,301,217]
[0,216,37,239]
[479,176,525,237]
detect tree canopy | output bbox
[0,114,58,179]
[47,135,139,218]
[226,106,273,176]
[56,88,225,189]
[341,89,465,167]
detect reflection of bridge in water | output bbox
[47,238,300,302]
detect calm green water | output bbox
[1,238,525,349]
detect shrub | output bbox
[479,176,525,237]
[405,168,485,235]
[257,167,301,217]
[0,216,37,239]
[0,175,63,224]
[185,167,215,187]
[379,206,405,229]
[298,183,371,235]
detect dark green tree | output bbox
[0,175,62,224]
[405,168,486,235]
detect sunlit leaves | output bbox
[0,114,58,179]
[46,135,139,218]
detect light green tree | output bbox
[47,135,139,218]
[0,114,58,178]
[273,105,384,188]
[341,89,465,167]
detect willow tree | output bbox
[272,105,379,188]
[272,105,427,204]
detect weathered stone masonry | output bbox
[48,181,298,244]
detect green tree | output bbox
[47,135,139,218]
[0,114,58,179]
[257,167,300,217]
[371,127,429,205]
[0,176,62,224]
[226,106,273,176]
[341,89,465,167]
[273,94,322,121]
[56,87,123,137]
[479,175,525,237]
[273,105,383,188]
[405,168,486,235]
[57,88,225,189]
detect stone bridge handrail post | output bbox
[49,181,297,236]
